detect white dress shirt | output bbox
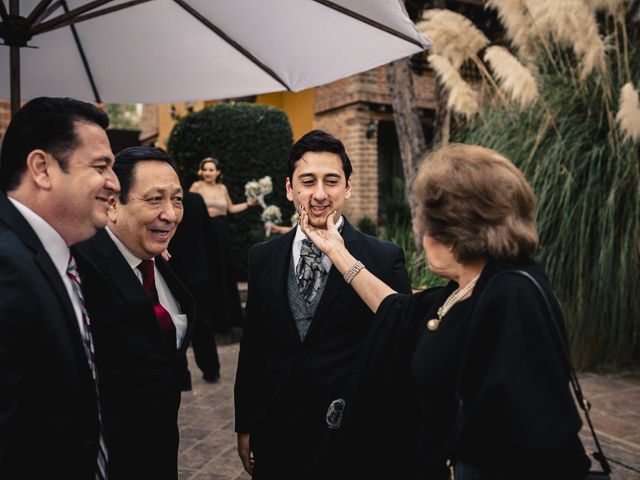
[8,197,87,337]
[106,227,188,348]
[291,215,344,273]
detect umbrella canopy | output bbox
[0,0,429,115]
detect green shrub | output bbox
[357,216,378,236]
[378,175,412,226]
[167,103,294,280]
[381,214,446,290]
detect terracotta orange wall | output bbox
[256,89,315,140]
[156,101,207,148]
[155,89,314,148]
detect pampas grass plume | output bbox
[485,0,533,59]
[585,0,626,16]
[616,82,640,142]
[417,9,488,69]
[428,54,479,118]
[484,46,540,106]
[525,0,606,78]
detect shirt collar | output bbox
[105,226,149,270]
[8,196,70,278]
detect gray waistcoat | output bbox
[288,258,328,340]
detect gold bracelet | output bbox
[343,260,365,284]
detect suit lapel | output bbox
[259,229,301,343]
[306,219,364,340]
[0,193,88,370]
[90,230,190,354]
[33,249,79,328]
[89,230,150,311]
[156,257,194,355]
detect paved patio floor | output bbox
[177,342,640,480]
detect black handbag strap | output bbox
[510,270,611,474]
[451,269,611,474]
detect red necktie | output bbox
[137,260,176,335]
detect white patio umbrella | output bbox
[0,0,430,117]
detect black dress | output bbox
[169,192,221,385]
[207,215,244,332]
[374,260,591,480]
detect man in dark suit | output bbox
[169,191,221,389]
[77,147,194,480]
[234,130,413,479]
[0,97,119,479]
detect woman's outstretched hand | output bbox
[300,204,394,313]
[299,205,344,258]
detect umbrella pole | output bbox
[9,0,19,118]
[10,45,20,118]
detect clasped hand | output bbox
[299,204,343,256]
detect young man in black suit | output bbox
[0,97,119,479]
[76,147,194,480]
[234,130,414,479]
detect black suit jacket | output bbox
[0,192,100,479]
[76,228,195,480]
[234,219,413,479]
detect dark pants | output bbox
[180,314,220,389]
[191,313,220,380]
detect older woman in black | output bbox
[300,144,591,479]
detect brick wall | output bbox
[315,104,379,224]
[316,66,435,115]
[314,66,436,224]
[139,104,159,145]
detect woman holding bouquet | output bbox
[190,157,257,332]
[190,157,257,216]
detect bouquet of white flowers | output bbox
[290,212,299,227]
[258,176,272,194]
[244,180,261,199]
[244,175,272,208]
[261,205,282,237]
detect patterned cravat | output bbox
[66,255,109,480]
[137,260,176,335]
[297,239,327,304]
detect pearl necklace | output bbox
[426,273,481,331]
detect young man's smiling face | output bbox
[286,151,351,230]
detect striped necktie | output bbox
[67,255,109,480]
